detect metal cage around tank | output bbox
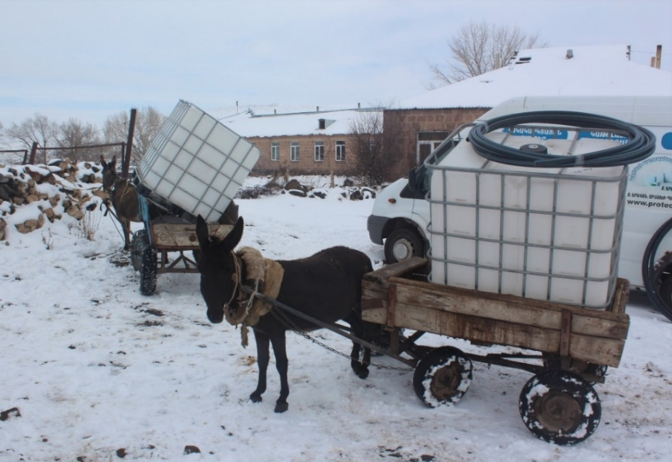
[425,123,630,309]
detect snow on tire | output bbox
[413,346,473,407]
[519,370,601,445]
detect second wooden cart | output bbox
[359,256,630,445]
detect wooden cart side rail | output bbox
[361,264,631,368]
[386,276,630,322]
[391,280,628,339]
[151,223,233,250]
[363,295,625,367]
[363,279,629,340]
[363,257,629,320]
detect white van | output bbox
[367,96,672,302]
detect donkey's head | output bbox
[100,156,118,193]
[196,215,245,324]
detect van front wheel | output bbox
[384,228,424,263]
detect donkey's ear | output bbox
[196,215,210,251]
[100,155,106,166]
[110,156,117,169]
[222,216,244,252]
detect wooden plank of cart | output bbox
[361,256,630,445]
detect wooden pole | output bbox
[28,141,38,164]
[123,108,137,178]
[651,56,656,67]
[656,45,662,69]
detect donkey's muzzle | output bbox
[207,310,224,324]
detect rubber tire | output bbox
[131,230,149,272]
[384,227,425,264]
[654,254,672,318]
[413,346,473,407]
[658,272,672,311]
[519,370,601,445]
[140,246,157,296]
[642,217,672,321]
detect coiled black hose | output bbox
[642,217,672,322]
[470,111,656,168]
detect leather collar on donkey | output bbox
[225,246,284,347]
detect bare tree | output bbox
[57,118,102,163]
[5,114,59,163]
[103,106,165,163]
[429,20,546,86]
[349,110,403,186]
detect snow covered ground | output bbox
[1,180,672,461]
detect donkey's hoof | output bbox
[249,393,263,403]
[351,362,369,379]
[274,402,289,413]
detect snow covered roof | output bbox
[399,45,672,110]
[218,108,382,138]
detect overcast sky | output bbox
[1,0,671,130]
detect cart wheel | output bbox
[140,246,157,296]
[519,370,601,445]
[413,346,473,407]
[131,230,149,272]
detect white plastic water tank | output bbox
[137,100,260,222]
[428,128,627,308]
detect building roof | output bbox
[218,108,381,138]
[399,45,672,110]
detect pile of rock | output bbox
[0,160,106,240]
[236,177,377,201]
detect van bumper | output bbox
[367,215,388,244]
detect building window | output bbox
[271,142,279,161]
[417,131,451,163]
[290,142,300,162]
[314,141,324,162]
[335,141,346,162]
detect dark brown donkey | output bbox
[101,156,139,250]
[196,215,374,413]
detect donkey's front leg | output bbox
[121,219,132,251]
[270,333,289,413]
[250,330,269,403]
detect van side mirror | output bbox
[408,168,417,191]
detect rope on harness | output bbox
[100,198,126,242]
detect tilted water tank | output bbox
[137,100,260,222]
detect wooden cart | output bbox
[130,194,232,295]
[360,256,630,445]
